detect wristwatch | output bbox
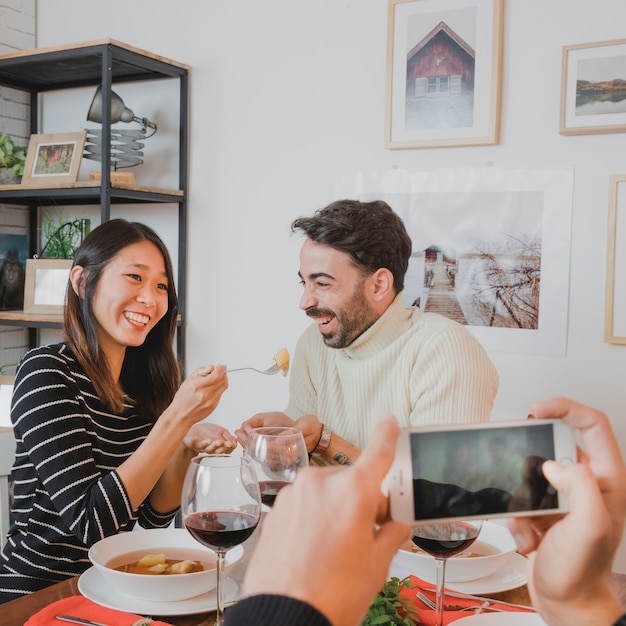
[311,424,332,457]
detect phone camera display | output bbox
[411,424,558,519]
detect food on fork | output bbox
[273,348,290,376]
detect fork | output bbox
[226,363,282,375]
[416,591,508,613]
[416,586,535,612]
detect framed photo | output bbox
[605,175,626,345]
[0,233,28,310]
[561,39,626,136]
[23,258,73,315]
[0,375,14,428]
[385,0,504,149]
[21,131,86,186]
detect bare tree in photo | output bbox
[459,232,541,329]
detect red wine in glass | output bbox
[259,480,290,506]
[411,521,480,559]
[412,520,483,626]
[244,427,308,507]
[185,510,259,550]
[181,455,261,626]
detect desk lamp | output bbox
[84,86,157,170]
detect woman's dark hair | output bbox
[64,219,180,419]
[291,199,412,293]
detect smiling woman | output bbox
[0,219,237,604]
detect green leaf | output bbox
[362,576,421,626]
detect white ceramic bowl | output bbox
[391,521,516,583]
[88,528,244,602]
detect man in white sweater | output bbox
[236,200,499,465]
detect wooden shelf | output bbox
[0,311,62,329]
[0,39,189,91]
[0,181,184,206]
[0,39,189,365]
[0,311,182,329]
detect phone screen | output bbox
[410,423,558,520]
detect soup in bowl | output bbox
[88,528,244,602]
[391,521,517,583]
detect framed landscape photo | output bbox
[23,258,73,315]
[605,174,626,345]
[561,39,626,136]
[21,131,86,186]
[385,0,504,149]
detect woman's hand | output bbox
[168,364,229,427]
[183,422,238,454]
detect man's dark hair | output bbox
[291,199,412,293]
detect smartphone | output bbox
[389,419,577,525]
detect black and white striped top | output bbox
[0,343,177,602]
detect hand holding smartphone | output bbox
[389,419,577,525]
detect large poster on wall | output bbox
[336,167,574,356]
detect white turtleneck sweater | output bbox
[285,294,499,449]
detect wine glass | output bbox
[181,454,261,625]
[411,519,484,626]
[244,426,309,507]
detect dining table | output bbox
[4,520,626,626]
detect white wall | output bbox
[35,1,626,571]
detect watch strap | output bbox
[311,424,332,457]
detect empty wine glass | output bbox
[411,519,484,626]
[244,426,309,507]
[181,454,261,625]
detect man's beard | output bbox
[308,285,377,349]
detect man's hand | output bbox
[509,398,626,626]
[242,414,412,626]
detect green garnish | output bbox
[362,576,420,625]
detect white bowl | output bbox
[88,528,243,602]
[391,521,516,583]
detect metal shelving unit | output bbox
[0,39,189,366]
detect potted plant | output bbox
[0,132,27,184]
[39,211,90,259]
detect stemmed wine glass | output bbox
[411,519,484,626]
[181,454,261,625]
[244,426,309,507]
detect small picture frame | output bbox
[22,258,73,315]
[385,0,504,149]
[21,131,86,186]
[0,233,28,310]
[560,39,626,136]
[605,175,626,345]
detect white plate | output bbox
[388,552,528,595]
[78,566,241,616]
[458,612,548,625]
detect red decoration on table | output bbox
[24,595,173,626]
[399,575,536,625]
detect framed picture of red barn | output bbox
[385,0,504,149]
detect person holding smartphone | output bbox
[226,399,626,626]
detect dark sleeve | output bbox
[224,595,333,626]
[613,615,626,626]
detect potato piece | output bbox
[167,559,196,574]
[273,348,290,376]
[137,553,166,567]
[146,563,169,574]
